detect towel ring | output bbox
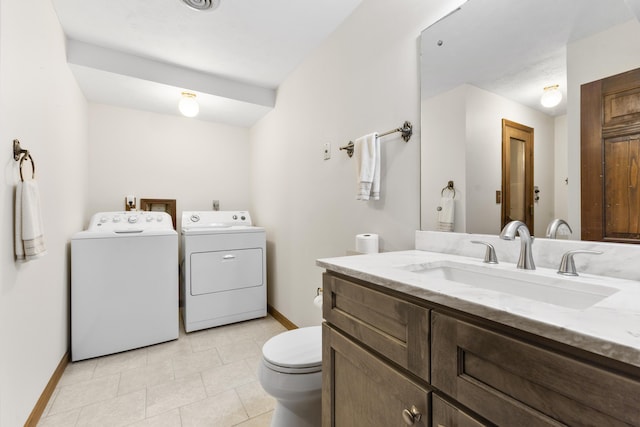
[19,153,35,182]
[441,180,455,198]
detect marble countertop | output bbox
[317,250,640,368]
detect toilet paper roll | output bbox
[356,233,379,254]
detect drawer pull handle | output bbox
[223,254,236,260]
[402,405,422,425]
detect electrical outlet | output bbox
[323,143,331,160]
[212,200,220,211]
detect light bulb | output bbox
[540,85,562,108]
[179,92,199,117]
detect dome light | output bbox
[179,92,199,117]
[540,85,562,108]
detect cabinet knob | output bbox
[402,405,422,425]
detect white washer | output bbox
[71,211,178,361]
[181,211,266,333]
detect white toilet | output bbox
[258,326,322,427]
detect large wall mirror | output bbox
[420,0,640,239]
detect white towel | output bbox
[15,180,47,261]
[355,132,380,200]
[437,196,455,232]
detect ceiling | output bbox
[51,0,362,127]
[421,0,638,117]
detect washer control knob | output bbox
[241,215,246,221]
[156,215,163,222]
[233,215,238,220]
[100,217,108,223]
[190,214,200,223]
[128,216,138,223]
[112,216,121,222]
[146,216,153,222]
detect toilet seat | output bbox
[262,326,322,374]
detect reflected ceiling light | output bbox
[181,0,220,11]
[540,84,562,108]
[179,92,199,117]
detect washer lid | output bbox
[262,326,322,370]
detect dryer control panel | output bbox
[88,211,173,232]
[181,211,253,229]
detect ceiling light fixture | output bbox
[540,84,562,108]
[181,0,220,11]
[179,92,199,117]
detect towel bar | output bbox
[340,121,412,158]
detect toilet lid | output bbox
[262,326,322,372]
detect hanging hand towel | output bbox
[355,132,379,200]
[437,195,455,232]
[15,180,47,261]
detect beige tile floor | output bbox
[38,315,287,427]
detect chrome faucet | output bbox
[546,218,572,239]
[499,220,535,270]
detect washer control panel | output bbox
[181,211,252,229]
[88,211,173,232]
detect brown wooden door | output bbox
[581,67,640,242]
[502,119,534,233]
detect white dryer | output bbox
[181,211,266,332]
[71,211,178,361]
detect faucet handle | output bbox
[557,250,603,276]
[471,241,498,264]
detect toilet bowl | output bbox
[258,325,322,427]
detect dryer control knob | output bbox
[100,217,108,223]
[113,216,121,222]
[156,215,163,222]
[190,214,200,222]
[128,216,138,223]
[146,216,153,222]
[233,215,238,220]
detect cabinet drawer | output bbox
[432,312,640,426]
[432,394,488,427]
[323,273,430,381]
[322,324,430,427]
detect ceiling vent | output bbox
[181,0,220,11]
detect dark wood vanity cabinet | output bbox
[322,273,430,426]
[432,311,640,426]
[322,325,430,427]
[322,272,640,427]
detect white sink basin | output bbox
[399,260,618,309]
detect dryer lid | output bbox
[262,326,322,370]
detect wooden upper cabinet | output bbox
[582,67,640,242]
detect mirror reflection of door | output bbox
[581,67,640,242]
[502,119,534,233]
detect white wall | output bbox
[250,0,467,327]
[0,0,88,425]
[422,85,467,232]
[554,114,568,221]
[567,19,640,238]
[422,84,556,236]
[87,104,251,225]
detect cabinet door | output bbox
[323,324,430,427]
[323,273,430,382]
[432,394,488,427]
[431,311,640,426]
